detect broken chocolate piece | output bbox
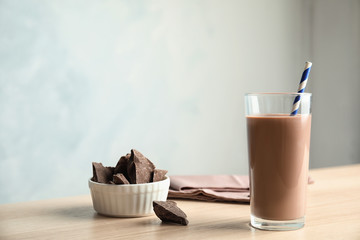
[113,173,130,184]
[92,162,114,183]
[114,154,130,179]
[106,166,115,174]
[152,169,168,182]
[153,201,189,225]
[127,149,155,184]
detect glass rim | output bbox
[245,92,312,96]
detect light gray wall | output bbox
[0,0,358,204]
[309,0,360,168]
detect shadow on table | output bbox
[195,220,253,231]
[136,217,253,232]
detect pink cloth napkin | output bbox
[168,175,314,203]
[168,175,250,203]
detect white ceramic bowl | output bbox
[88,176,170,217]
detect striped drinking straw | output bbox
[291,62,312,115]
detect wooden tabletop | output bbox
[1,164,360,240]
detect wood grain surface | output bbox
[1,164,359,240]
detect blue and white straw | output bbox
[291,62,312,115]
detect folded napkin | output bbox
[168,175,314,203]
[168,175,250,203]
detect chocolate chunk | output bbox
[152,169,168,182]
[127,149,155,184]
[114,154,130,179]
[106,166,115,173]
[153,201,188,225]
[92,162,114,183]
[113,173,130,184]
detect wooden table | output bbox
[1,164,360,240]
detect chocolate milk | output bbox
[246,114,311,220]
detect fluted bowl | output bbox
[88,176,170,217]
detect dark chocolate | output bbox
[92,162,114,183]
[113,173,130,184]
[152,169,168,182]
[114,154,130,179]
[153,201,189,225]
[127,149,155,184]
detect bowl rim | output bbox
[88,175,169,187]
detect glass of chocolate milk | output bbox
[245,93,311,231]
